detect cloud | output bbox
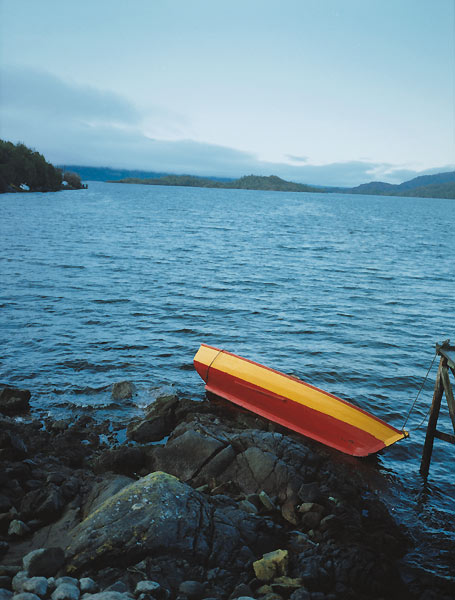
[0,65,140,125]
[286,154,309,164]
[1,66,452,187]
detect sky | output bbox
[0,0,454,186]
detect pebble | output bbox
[12,594,41,600]
[134,581,161,595]
[0,591,13,600]
[12,572,28,593]
[178,581,205,599]
[8,520,30,537]
[23,577,48,597]
[79,579,98,594]
[51,583,80,600]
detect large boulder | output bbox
[65,471,281,577]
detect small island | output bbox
[113,173,323,193]
[0,140,86,193]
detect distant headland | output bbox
[0,140,85,193]
[109,171,455,199]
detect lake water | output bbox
[1,181,454,578]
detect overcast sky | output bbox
[1,0,454,186]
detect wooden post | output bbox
[420,358,445,478]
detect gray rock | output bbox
[82,594,130,600]
[20,487,63,523]
[22,578,48,597]
[12,572,28,593]
[297,482,321,504]
[51,583,80,600]
[79,580,98,595]
[238,500,258,514]
[54,579,78,589]
[11,594,41,600]
[0,387,31,415]
[8,520,30,537]
[289,590,311,600]
[22,548,65,577]
[178,581,205,598]
[258,490,276,511]
[65,471,280,576]
[82,476,133,518]
[134,581,161,595]
[0,590,13,600]
[153,430,225,481]
[111,382,136,400]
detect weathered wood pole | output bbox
[420,357,446,478]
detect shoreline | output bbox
[0,386,454,600]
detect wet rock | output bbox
[111,382,136,400]
[66,471,281,576]
[0,388,31,415]
[82,594,128,600]
[22,578,48,597]
[253,549,288,582]
[23,547,65,577]
[238,500,258,514]
[55,578,79,588]
[12,572,29,593]
[0,591,13,600]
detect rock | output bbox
[11,594,41,600]
[22,547,65,577]
[82,594,128,600]
[111,382,136,400]
[20,487,63,523]
[178,580,205,598]
[8,519,30,536]
[153,430,225,481]
[289,590,311,600]
[91,447,145,476]
[0,388,31,415]
[0,576,11,590]
[258,491,276,511]
[22,578,48,597]
[134,581,161,595]
[66,472,281,577]
[12,572,29,593]
[298,503,324,515]
[105,583,127,593]
[79,579,98,594]
[253,549,288,582]
[229,583,253,599]
[0,591,13,600]
[0,541,9,556]
[51,583,80,600]
[54,579,79,588]
[271,577,303,594]
[281,501,298,525]
[82,475,133,518]
[300,511,322,531]
[238,500,258,514]
[297,482,321,504]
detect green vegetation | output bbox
[0,140,84,193]
[114,173,323,193]
[347,171,455,199]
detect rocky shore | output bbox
[0,385,454,600]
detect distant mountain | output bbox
[347,170,455,198]
[115,173,322,193]
[61,164,455,199]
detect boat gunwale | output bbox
[198,343,405,437]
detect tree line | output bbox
[0,140,84,193]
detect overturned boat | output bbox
[194,343,407,457]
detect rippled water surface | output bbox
[1,182,454,576]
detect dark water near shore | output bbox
[1,182,454,577]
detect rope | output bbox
[401,352,437,431]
